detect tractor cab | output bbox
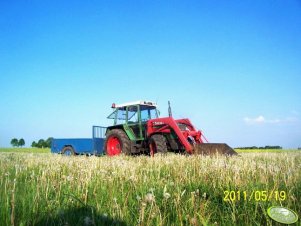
[107,101,159,141]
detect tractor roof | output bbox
[113,100,157,108]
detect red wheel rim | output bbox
[107,136,122,156]
[149,141,157,157]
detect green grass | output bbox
[1,147,298,154]
[0,151,300,226]
[0,147,50,153]
[235,148,300,153]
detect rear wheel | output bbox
[105,129,131,156]
[149,134,168,156]
[62,146,75,156]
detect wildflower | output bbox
[151,212,156,218]
[149,188,155,193]
[202,192,207,199]
[163,192,171,199]
[144,193,155,203]
[190,217,197,225]
[136,195,141,201]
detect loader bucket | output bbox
[193,143,237,156]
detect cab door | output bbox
[125,105,143,140]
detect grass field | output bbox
[0,147,294,154]
[235,148,297,153]
[0,149,300,225]
[0,147,50,153]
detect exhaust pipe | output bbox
[168,101,172,117]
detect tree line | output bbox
[236,146,282,149]
[10,138,25,147]
[31,137,53,148]
[10,138,53,148]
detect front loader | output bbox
[104,101,237,156]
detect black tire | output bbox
[149,134,168,156]
[61,146,75,156]
[104,129,131,155]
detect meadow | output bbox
[0,148,50,153]
[0,149,300,226]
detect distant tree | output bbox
[10,138,19,147]
[31,141,37,147]
[37,139,46,148]
[31,138,52,148]
[18,138,25,147]
[45,137,53,148]
[264,146,282,149]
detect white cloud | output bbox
[244,115,265,124]
[243,115,299,125]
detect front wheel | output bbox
[149,134,168,157]
[104,129,131,156]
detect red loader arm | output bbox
[147,117,203,154]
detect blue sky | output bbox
[0,0,300,148]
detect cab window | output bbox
[140,106,158,122]
[127,106,138,123]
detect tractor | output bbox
[104,101,237,156]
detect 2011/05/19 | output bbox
[223,190,286,202]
